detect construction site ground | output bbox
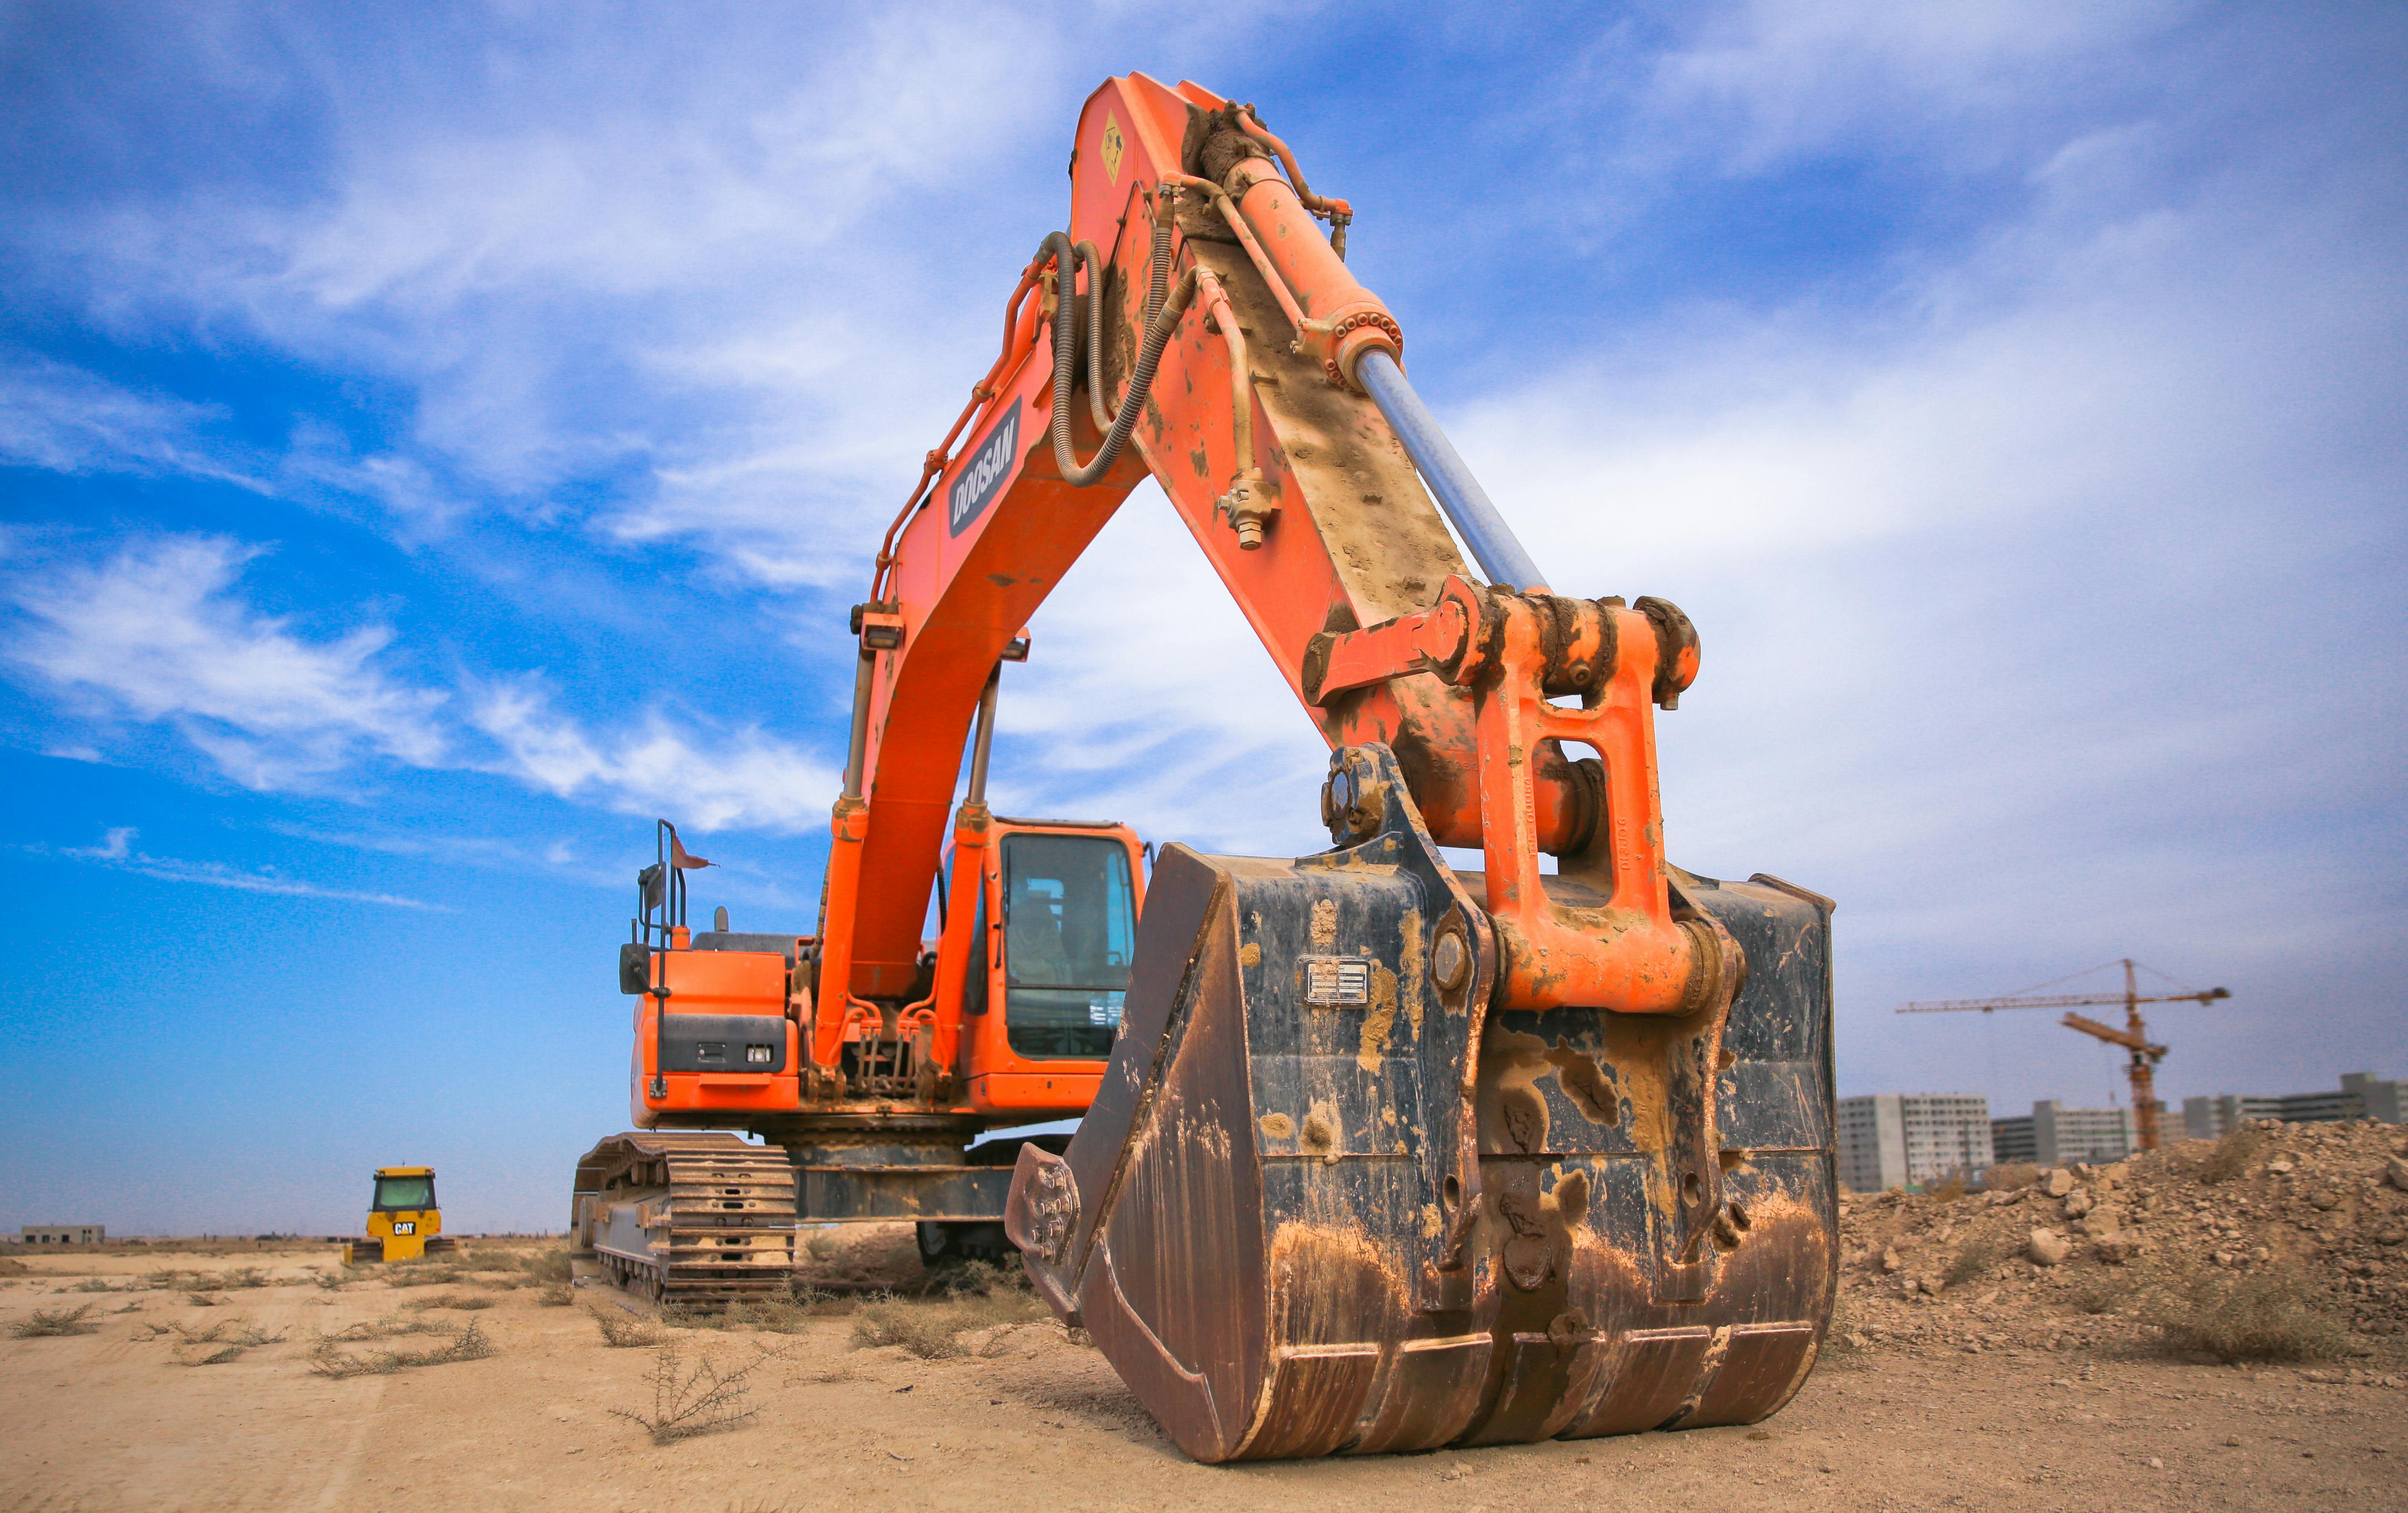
[4,1120,2404,1512]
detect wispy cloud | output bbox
[2,530,841,831]
[469,677,838,833]
[51,826,444,910]
[0,351,271,491]
[5,533,448,788]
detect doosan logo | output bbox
[948,399,1021,538]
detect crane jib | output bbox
[948,398,1022,538]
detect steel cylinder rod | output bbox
[1355,349,1545,592]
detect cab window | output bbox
[373,1175,436,1211]
[1001,833,1135,1059]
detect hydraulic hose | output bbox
[1043,208,1171,487]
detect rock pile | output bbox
[1830,1117,2408,1364]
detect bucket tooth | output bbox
[1009,741,1839,1462]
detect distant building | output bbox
[1838,1094,1992,1191]
[2183,1071,2403,1138]
[1991,1101,2136,1167]
[19,1225,105,1245]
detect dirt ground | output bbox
[5,1124,2406,1513]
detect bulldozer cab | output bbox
[958,819,1143,1109]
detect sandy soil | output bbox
[2,1228,2402,1513]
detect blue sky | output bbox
[3,2,2401,1234]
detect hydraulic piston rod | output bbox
[1356,348,1546,593]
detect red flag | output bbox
[670,834,712,870]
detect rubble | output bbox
[1833,1118,2408,1369]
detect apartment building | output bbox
[1991,1100,2138,1167]
[1838,1093,1993,1191]
[2183,1071,2403,1138]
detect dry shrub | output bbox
[314,1315,459,1344]
[536,1283,576,1307]
[383,1264,466,1289]
[309,1320,495,1378]
[849,1270,1046,1360]
[590,1306,667,1348]
[399,1293,494,1311]
[65,1277,120,1293]
[218,1267,272,1290]
[1984,1162,2039,1192]
[2139,1260,2349,1362]
[2069,1274,2136,1316]
[611,1345,770,1444]
[804,1231,843,1262]
[1918,1171,1971,1203]
[184,1291,223,1308]
[311,1270,350,1291]
[517,1249,574,1285]
[2198,1125,2268,1186]
[180,1345,246,1366]
[1943,1236,2004,1290]
[10,1304,98,1338]
[165,1319,284,1364]
[662,1296,826,1335]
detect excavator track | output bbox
[571,1132,797,1307]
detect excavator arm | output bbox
[805,73,1838,1462]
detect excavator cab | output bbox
[957,819,1144,1108]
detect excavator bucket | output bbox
[1008,744,1837,1462]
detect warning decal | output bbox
[1101,112,1125,184]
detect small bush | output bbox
[219,1267,272,1290]
[611,1345,769,1445]
[311,1270,349,1291]
[1984,1163,2039,1192]
[2069,1275,2135,1316]
[536,1283,575,1307]
[2139,1262,2349,1362]
[2198,1125,2268,1186]
[65,1277,120,1293]
[1943,1237,2004,1291]
[804,1231,843,1262]
[662,1297,823,1335]
[849,1282,1045,1360]
[517,1249,574,1285]
[1918,1171,1971,1203]
[10,1304,99,1338]
[590,1307,667,1348]
[313,1315,459,1344]
[383,1264,466,1289]
[309,1320,495,1378]
[399,1294,494,1311]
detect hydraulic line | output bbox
[1042,209,1171,486]
[1355,349,1547,591]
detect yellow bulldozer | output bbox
[342,1166,457,1264]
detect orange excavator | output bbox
[570,73,1838,1462]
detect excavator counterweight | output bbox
[571,71,1837,1462]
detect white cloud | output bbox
[5,534,448,787]
[50,825,443,910]
[470,677,838,834]
[0,351,270,491]
[4,531,843,831]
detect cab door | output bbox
[963,825,1142,1112]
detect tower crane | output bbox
[1899,959,2230,1151]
